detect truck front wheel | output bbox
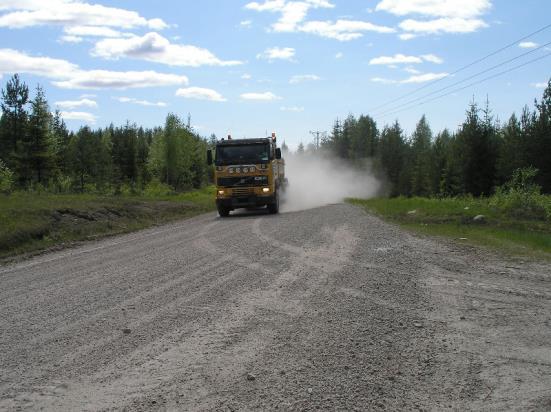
[217,205,230,217]
[267,190,279,214]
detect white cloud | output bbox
[280,106,304,111]
[371,72,449,84]
[404,66,421,74]
[375,0,491,19]
[377,0,491,38]
[370,54,422,65]
[175,87,227,102]
[60,111,97,123]
[55,98,97,109]
[399,33,417,40]
[246,0,335,32]
[0,48,189,89]
[53,70,189,90]
[421,53,443,64]
[399,17,488,34]
[289,74,321,84]
[519,41,538,49]
[59,35,83,43]
[240,20,252,28]
[92,32,242,67]
[335,52,343,59]
[531,82,547,89]
[299,19,394,41]
[369,53,443,65]
[241,73,252,79]
[0,0,167,30]
[240,91,282,101]
[245,0,393,40]
[401,72,448,83]
[115,97,167,107]
[64,25,128,38]
[257,46,296,61]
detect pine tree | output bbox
[0,74,29,172]
[378,121,406,196]
[410,115,433,196]
[22,85,54,185]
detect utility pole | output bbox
[309,130,327,149]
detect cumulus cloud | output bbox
[280,105,304,111]
[399,17,488,34]
[299,19,394,40]
[376,0,491,38]
[92,32,242,67]
[369,53,443,65]
[55,98,97,109]
[64,25,129,38]
[245,0,393,41]
[375,0,491,19]
[0,48,189,89]
[257,46,296,61]
[0,0,167,30]
[371,72,449,84]
[175,87,227,102]
[240,91,282,101]
[289,74,321,84]
[60,110,97,123]
[115,97,167,107]
[519,41,538,49]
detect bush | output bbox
[143,179,174,197]
[0,160,15,194]
[489,167,549,220]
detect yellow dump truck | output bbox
[207,133,286,217]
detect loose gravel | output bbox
[1,204,550,410]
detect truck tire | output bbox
[217,205,230,217]
[267,190,279,214]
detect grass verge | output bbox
[348,197,551,259]
[0,186,216,261]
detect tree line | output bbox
[315,80,551,197]
[0,74,210,194]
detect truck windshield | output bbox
[216,144,270,165]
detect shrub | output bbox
[143,179,174,198]
[489,167,549,220]
[0,160,14,194]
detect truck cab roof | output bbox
[217,138,272,146]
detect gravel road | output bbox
[1,204,550,411]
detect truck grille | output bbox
[232,187,253,196]
[218,176,268,187]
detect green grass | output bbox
[348,196,551,259]
[0,186,216,260]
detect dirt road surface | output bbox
[1,204,550,411]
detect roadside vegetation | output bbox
[0,185,215,260]
[350,168,551,258]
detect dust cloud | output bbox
[280,152,380,212]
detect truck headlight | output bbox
[262,187,270,193]
[218,190,225,195]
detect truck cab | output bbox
[207,134,286,217]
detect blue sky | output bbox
[0,0,549,149]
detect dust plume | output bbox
[280,151,380,212]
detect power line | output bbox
[373,40,551,118]
[375,51,551,121]
[368,22,551,113]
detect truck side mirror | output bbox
[275,148,282,159]
[207,150,213,165]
